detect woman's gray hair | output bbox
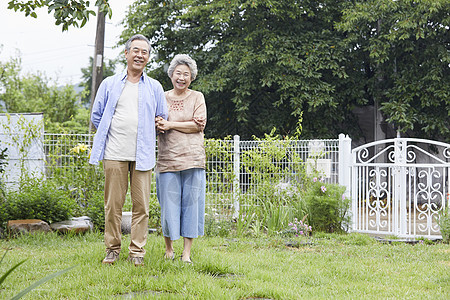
[167,54,198,81]
[125,34,151,52]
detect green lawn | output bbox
[0,232,448,299]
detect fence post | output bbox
[232,135,240,219]
[338,133,352,197]
[338,133,352,231]
[394,138,408,236]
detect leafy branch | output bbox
[7,0,112,31]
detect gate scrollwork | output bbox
[367,168,389,229]
[416,168,443,233]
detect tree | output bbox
[79,56,117,106]
[7,0,112,31]
[121,0,449,141]
[336,0,450,141]
[0,55,87,133]
[121,0,359,139]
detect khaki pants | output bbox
[103,160,152,257]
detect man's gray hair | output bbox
[167,54,198,81]
[125,34,151,52]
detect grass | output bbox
[0,232,449,299]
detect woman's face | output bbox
[171,64,192,93]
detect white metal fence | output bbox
[5,130,448,238]
[42,133,341,219]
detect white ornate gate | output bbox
[350,138,450,238]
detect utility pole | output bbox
[374,18,386,143]
[88,7,105,135]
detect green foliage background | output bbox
[3,0,448,141]
[119,0,449,141]
[0,56,86,133]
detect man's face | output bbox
[125,40,150,74]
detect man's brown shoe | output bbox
[102,250,119,264]
[127,256,144,266]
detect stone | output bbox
[72,216,94,230]
[121,211,132,234]
[7,219,51,234]
[50,216,93,234]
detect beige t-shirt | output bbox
[104,80,139,161]
[156,90,207,172]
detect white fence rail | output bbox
[42,133,342,219]
[4,129,447,239]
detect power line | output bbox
[21,45,88,56]
[22,51,93,66]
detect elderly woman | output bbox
[155,54,207,263]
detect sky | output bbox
[0,0,135,86]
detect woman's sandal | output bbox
[164,252,175,260]
[180,255,193,264]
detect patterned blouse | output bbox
[156,90,207,172]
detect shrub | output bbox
[303,178,350,233]
[437,208,450,243]
[82,190,105,231]
[0,178,77,227]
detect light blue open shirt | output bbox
[89,71,168,171]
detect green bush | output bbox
[0,179,77,227]
[437,208,450,243]
[81,190,105,231]
[303,179,350,233]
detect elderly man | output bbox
[89,34,168,266]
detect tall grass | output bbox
[0,232,448,299]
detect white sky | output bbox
[0,0,135,85]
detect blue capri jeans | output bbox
[156,168,206,240]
